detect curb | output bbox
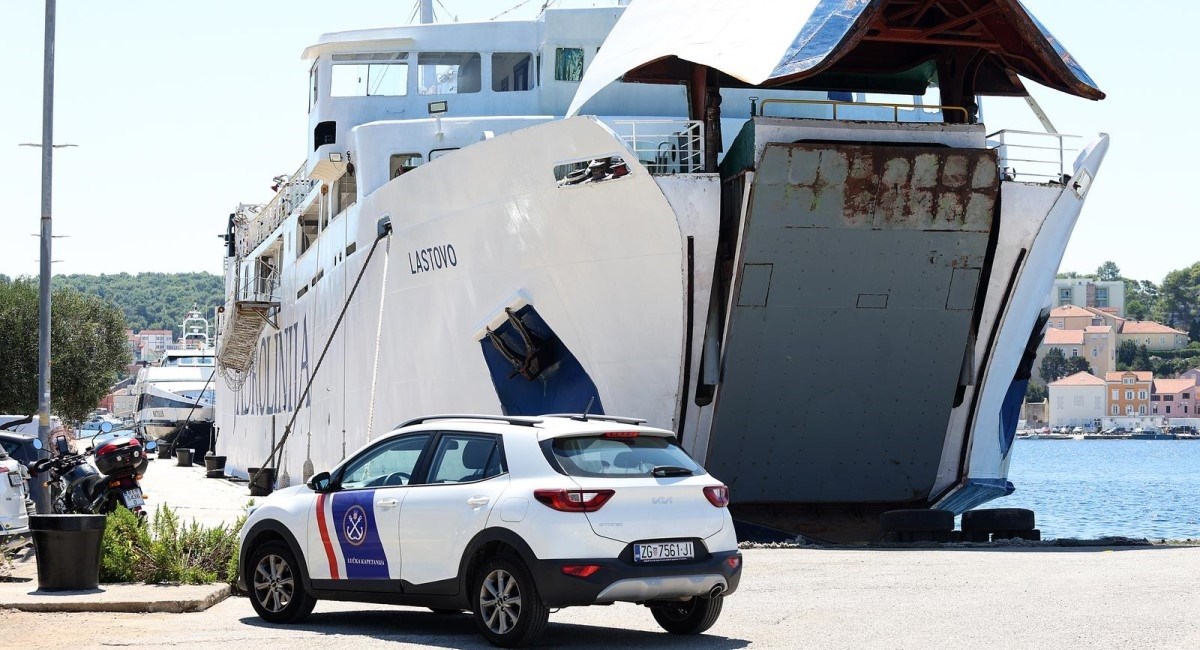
[0,583,231,613]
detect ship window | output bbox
[429,148,458,161]
[331,53,409,97]
[309,62,318,112]
[555,47,584,82]
[418,52,481,95]
[390,153,423,179]
[492,53,533,92]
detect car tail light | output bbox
[725,556,741,570]
[534,489,615,512]
[561,564,601,578]
[603,431,639,438]
[703,485,730,508]
[0,467,8,473]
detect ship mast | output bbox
[419,0,433,24]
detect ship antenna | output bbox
[580,396,595,422]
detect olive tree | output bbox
[0,279,131,424]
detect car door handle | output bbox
[466,496,491,507]
[377,497,399,509]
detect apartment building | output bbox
[1051,278,1124,316]
[1152,378,1196,419]
[1118,321,1190,352]
[1047,371,1106,428]
[1105,371,1153,418]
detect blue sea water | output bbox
[993,439,1200,540]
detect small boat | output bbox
[1131,427,1176,440]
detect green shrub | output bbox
[99,504,246,585]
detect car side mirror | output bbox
[308,471,333,493]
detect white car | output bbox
[238,414,742,647]
[1,449,31,543]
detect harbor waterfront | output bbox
[999,439,1200,540]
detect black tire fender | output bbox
[879,508,955,533]
[961,508,1035,532]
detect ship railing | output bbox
[236,162,318,257]
[239,258,282,304]
[610,119,705,174]
[757,98,970,123]
[986,130,1081,184]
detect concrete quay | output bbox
[0,456,249,614]
[4,457,1200,647]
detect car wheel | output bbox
[651,595,724,635]
[246,540,316,624]
[471,556,549,648]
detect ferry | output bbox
[214,0,1107,540]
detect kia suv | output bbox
[238,414,741,647]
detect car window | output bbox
[548,435,705,478]
[340,433,430,489]
[428,434,503,484]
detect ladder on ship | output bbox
[217,301,278,374]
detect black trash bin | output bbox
[248,467,276,497]
[204,454,227,478]
[176,448,194,467]
[29,514,107,592]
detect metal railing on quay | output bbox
[757,98,970,123]
[987,129,1081,183]
[610,119,705,175]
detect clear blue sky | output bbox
[0,0,1191,283]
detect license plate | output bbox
[123,488,144,508]
[7,473,20,487]
[634,541,694,563]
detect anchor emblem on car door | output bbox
[343,504,368,546]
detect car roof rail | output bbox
[540,413,648,425]
[394,414,543,429]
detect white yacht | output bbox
[134,309,216,449]
[214,1,1108,540]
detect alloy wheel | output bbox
[478,568,523,635]
[253,553,295,613]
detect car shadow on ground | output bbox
[239,608,750,649]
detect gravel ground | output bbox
[4,545,1199,649]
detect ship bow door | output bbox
[707,142,998,538]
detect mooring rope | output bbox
[249,220,392,489]
[364,233,393,442]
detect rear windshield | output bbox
[547,435,706,478]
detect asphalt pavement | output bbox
[4,544,1199,648]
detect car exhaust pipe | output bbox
[708,583,726,598]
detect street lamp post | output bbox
[34,0,57,514]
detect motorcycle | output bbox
[29,422,155,516]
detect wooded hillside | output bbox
[51,272,223,337]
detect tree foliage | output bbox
[1096,261,1121,282]
[1155,262,1200,342]
[1064,355,1093,376]
[1040,347,1068,383]
[53,272,222,338]
[1025,383,1048,403]
[0,279,131,423]
[1117,340,1138,366]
